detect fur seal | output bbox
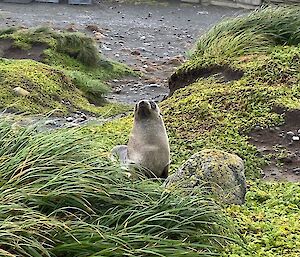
[111,100,170,178]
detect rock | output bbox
[292,168,300,173]
[292,136,300,141]
[86,24,104,33]
[286,131,295,137]
[131,50,141,56]
[164,149,246,205]
[94,31,106,41]
[44,120,59,127]
[13,87,30,97]
[102,44,112,51]
[66,117,74,122]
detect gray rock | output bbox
[286,131,295,137]
[44,120,59,126]
[164,149,246,205]
[66,117,74,122]
[292,168,300,173]
[292,136,300,141]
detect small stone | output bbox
[297,129,300,134]
[13,87,30,97]
[293,136,300,141]
[292,168,300,173]
[286,131,295,137]
[66,117,74,122]
[295,171,300,176]
[80,114,87,120]
[271,171,277,176]
[86,24,102,32]
[44,120,59,126]
[102,44,112,51]
[113,88,122,94]
[74,118,86,123]
[140,36,146,40]
[131,50,141,56]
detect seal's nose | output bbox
[138,100,148,107]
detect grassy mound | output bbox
[0,27,133,115]
[0,120,236,257]
[165,6,300,178]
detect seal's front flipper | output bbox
[111,145,128,164]
[161,164,169,179]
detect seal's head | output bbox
[134,100,160,120]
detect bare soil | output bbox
[0,39,48,61]
[168,65,244,95]
[249,109,300,182]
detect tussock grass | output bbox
[193,6,300,61]
[0,121,237,256]
[55,32,100,67]
[66,70,110,105]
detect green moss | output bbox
[0,59,129,117]
[224,181,300,257]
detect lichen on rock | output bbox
[165,149,246,205]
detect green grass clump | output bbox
[0,27,100,66]
[193,6,300,63]
[0,120,237,256]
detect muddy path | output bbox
[0,0,244,103]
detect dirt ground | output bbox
[0,0,244,103]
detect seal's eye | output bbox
[150,101,156,110]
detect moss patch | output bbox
[224,181,300,257]
[0,59,130,117]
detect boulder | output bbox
[164,149,246,205]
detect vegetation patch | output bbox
[224,181,300,257]
[0,27,134,115]
[163,6,300,178]
[0,120,237,257]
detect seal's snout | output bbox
[138,100,149,108]
[136,100,152,119]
